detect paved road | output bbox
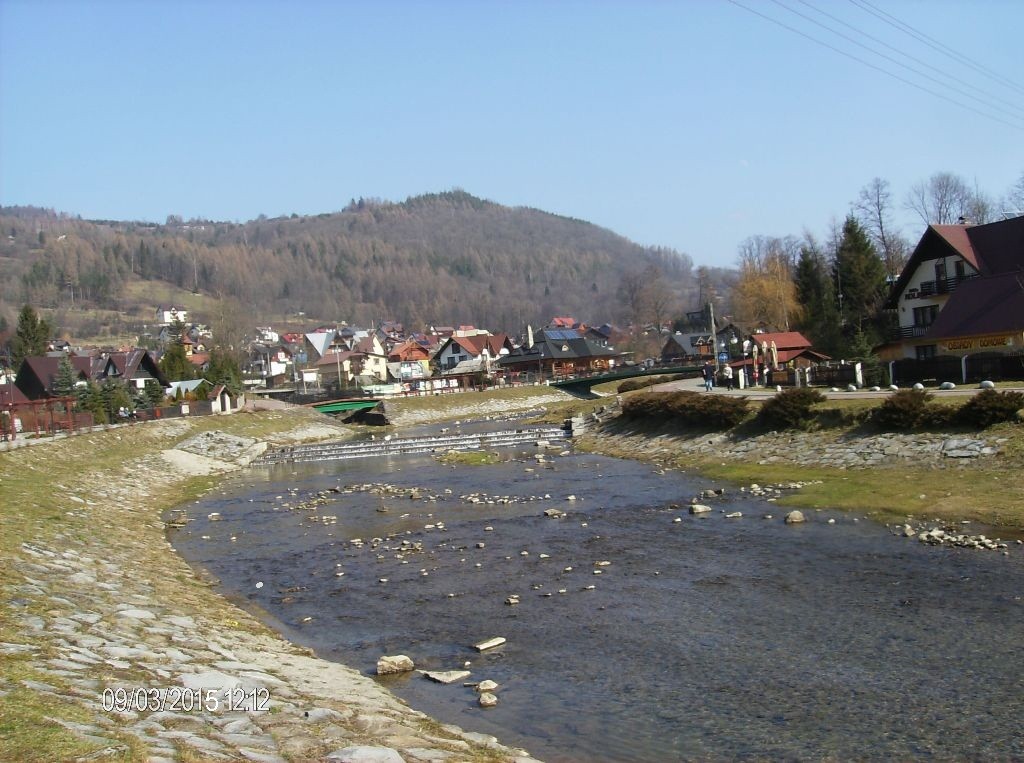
[654,377,1024,400]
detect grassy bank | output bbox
[0,409,519,763]
[577,412,1024,531]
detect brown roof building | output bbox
[880,215,1024,361]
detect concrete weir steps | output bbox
[253,425,571,464]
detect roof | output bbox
[17,355,92,397]
[886,216,1024,308]
[0,384,30,405]
[305,332,335,358]
[315,349,359,367]
[925,272,1024,340]
[748,331,813,350]
[166,379,211,395]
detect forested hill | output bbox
[0,191,699,330]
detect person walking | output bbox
[723,363,734,391]
[702,361,714,391]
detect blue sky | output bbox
[1,0,1021,267]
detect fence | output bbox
[891,352,1024,385]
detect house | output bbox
[314,349,360,387]
[880,215,1024,361]
[353,334,388,381]
[166,378,213,400]
[434,333,514,372]
[156,306,188,325]
[304,331,336,362]
[498,329,617,379]
[14,355,93,400]
[387,338,432,384]
[94,349,170,391]
[739,331,829,371]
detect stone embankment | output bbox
[1,409,539,763]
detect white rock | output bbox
[725,512,742,519]
[784,510,806,524]
[376,655,414,675]
[980,380,996,389]
[476,679,499,692]
[473,637,506,652]
[420,670,471,684]
[478,691,498,707]
[939,381,956,390]
[325,746,406,763]
[689,504,712,515]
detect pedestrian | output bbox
[723,364,734,391]
[701,361,714,391]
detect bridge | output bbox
[305,397,383,415]
[550,365,700,396]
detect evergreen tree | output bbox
[52,355,78,399]
[158,319,195,382]
[833,216,888,343]
[793,239,843,357]
[101,379,132,421]
[143,378,166,409]
[77,380,107,424]
[205,347,243,396]
[11,305,53,368]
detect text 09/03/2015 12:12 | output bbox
[100,686,270,713]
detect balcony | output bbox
[890,324,931,341]
[916,274,977,297]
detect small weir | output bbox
[253,424,571,464]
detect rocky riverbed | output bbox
[0,408,539,763]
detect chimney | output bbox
[526,325,534,349]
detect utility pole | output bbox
[709,301,719,371]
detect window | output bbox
[934,260,947,281]
[915,345,937,360]
[954,260,965,278]
[912,305,938,326]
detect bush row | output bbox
[619,387,1023,433]
[873,388,1024,431]
[616,373,690,393]
[621,390,749,429]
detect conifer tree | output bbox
[52,355,78,399]
[11,305,53,369]
[833,216,888,343]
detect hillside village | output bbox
[2,212,1024,439]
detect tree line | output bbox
[728,170,1023,360]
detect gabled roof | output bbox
[748,331,813,350]
[305,332,335,358]
[15,356,92,398]
[0,384,30,405]
[886,216,1024,308]
[925,272,1024,340]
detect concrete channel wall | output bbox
[254,424,572,465]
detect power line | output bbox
[848,0,1024,97]
[795,0,1024,118]
[771,0,1024,121]
[724,0,1024,132]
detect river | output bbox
[171,440,1024,762]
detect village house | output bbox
[879,214,1024,363]
[155,306,187,325]
[93,349,169,391]
[498,328,616,379]
[434,333,514,372]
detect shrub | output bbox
[955,389,1024,428]
[757,387,827,430]
[873,389,933,430]
[622,391,749,429]
[616,374,689,393]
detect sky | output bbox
[1,0,1022,268]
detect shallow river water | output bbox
[171,444,1024,762]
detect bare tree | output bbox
[905,172,976,225]
[1000,170,1024,218]
[855,178,910,279]
[731,235,802,331]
